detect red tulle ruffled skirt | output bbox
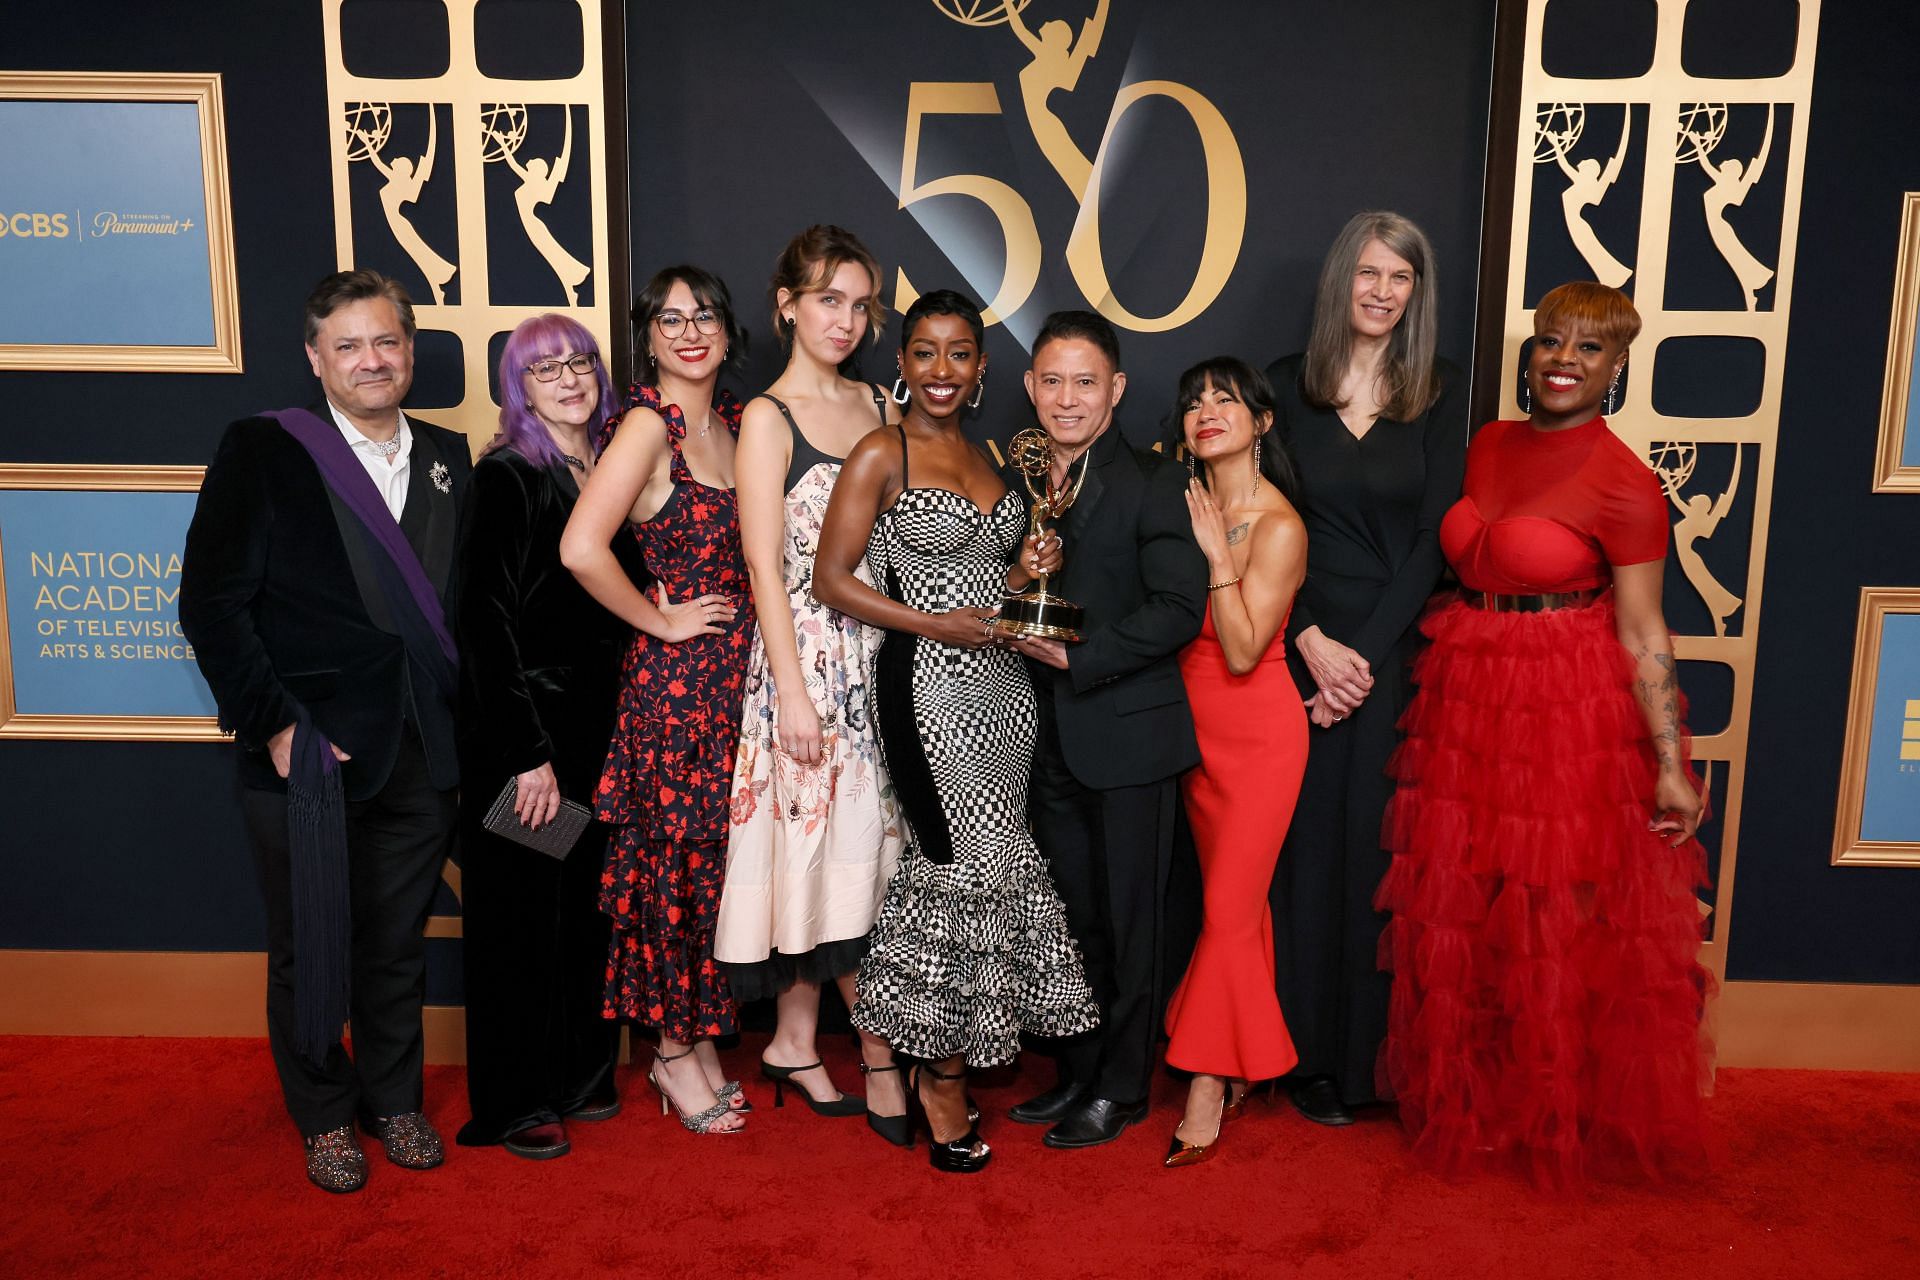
[1376,593,1713,1189]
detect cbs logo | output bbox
[0,213,71,238]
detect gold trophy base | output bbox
[995,590,1084,642]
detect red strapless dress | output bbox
[1163,602,1304,1082]
[1376,417,1712,1188]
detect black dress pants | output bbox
[1031,707,1178,1106]
[242,730,458,1136]
[1271,639,1410,1106]
[455,814,619,1145]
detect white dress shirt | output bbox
[326,402,413,522]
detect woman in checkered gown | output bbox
[814,290,1098,1172]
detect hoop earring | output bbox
[1520,374,1531,415]
[1607,371,1621,416]
[968,375,985,410]
[891,376,910,405]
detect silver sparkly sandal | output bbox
[648,1047,743,1135]
[715,1079,754,1113]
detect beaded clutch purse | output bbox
[480,777,594,860]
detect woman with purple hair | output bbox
[452,313,636,1161]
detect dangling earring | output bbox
[1607,370,1621,416]
[1520,373,1531,415]
[1186,449,1197,480]
[968,375,985,410]
[891,375,910,405]
[1251,434,1263,500]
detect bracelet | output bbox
[1208,576,1241,591]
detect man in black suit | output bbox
[180,269,470,1193]
[1007,311,1208,1148]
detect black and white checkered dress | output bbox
[849,471,1100,1067]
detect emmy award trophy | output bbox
[996,428,1087,641]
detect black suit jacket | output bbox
[1023,426,1207,789]
[452,447,637,803]
[179,407,471,800]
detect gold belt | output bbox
[1468,589,1600,613]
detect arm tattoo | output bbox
[1226,522,1249,546]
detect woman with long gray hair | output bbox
[1262,210,1466,1126]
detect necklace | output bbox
[697,410,713,438]
[560,453,586,470]
[369,435,400,459]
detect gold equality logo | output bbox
[918,0,1245,333]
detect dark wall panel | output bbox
[1727,2,1920,982]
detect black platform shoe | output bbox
[910,1063,992,1174]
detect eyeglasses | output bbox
[652,309,724,339]
[525,352,600,382]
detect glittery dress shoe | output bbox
[361,1111,446,1169]
[1009,1079,1087,1126]
[1042,1096,1149,1149]
[504,1121,571,1161]
[1288,1076,1356,1127]
[304,1124,368,1193]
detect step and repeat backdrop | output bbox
[2,0,1916,1061]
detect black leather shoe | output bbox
[1288,1076,1355,1127]
[1042,1096,1149,1149]
[504,1121,571,1161]
[1009,1079,1087,1126]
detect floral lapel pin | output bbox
[430,460,451,494]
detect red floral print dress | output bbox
[596,385,751,1041]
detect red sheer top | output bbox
[1439,416,1669,594]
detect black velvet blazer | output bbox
[1022,426,1208,790]
[179,408,471,800]
[452,447,635,805]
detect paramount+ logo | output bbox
[0,211,71,238]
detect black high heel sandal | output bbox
[760,1059,864,1117]
[910,1063,991,1174]
[858,1062,913,1148]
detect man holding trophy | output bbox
[1003,311,1209,1149]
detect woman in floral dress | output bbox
[716,226,909,1137]
[561,265,752,1135]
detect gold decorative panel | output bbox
[321,0,613,453]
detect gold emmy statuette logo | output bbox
[1535,102,1633,289]
[1649,441,1745,638]
[344,102,458,305]
[915,0,1245,333]
[482,103,591,306]
[1677,102,1776,312]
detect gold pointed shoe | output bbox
[1163,1128,1222,1168]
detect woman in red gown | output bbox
[1377,282,1711,1188]
[1161,357,1309,1167]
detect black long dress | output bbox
[1263,352,1466,1108]
[453,446,636,1145]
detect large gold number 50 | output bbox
[1067,81,1247,334]
[895,83,1042,327]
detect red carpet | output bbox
[2,1035,1915,1279]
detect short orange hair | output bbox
[1533,281,1641,347]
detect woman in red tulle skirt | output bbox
[1377,282,1712,1189]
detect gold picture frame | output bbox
[1875,193,1920,492]
[0,72,242,374]
[0,465,226,741]
[1833,587,1920,866]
